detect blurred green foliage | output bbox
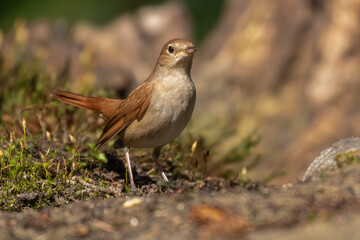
[0,0,224,43]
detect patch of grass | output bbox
[0,121,111,210]
[166,128,263,184]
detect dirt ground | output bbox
[1,161,359,240]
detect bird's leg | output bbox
[152,146,169,182]
[124,146,136,188]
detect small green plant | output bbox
[163,128,263,183]
[69,134,81,173]
[89,143,107,164]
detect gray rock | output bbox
[302,137,360,182]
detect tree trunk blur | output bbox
[194,0,360,184]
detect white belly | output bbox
[121,74,196,148]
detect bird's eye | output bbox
[168,45,174,54]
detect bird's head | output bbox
[156,39,197,75]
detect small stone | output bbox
[176,203,185,211]
[130,217,139,227]
[122,198,143,208]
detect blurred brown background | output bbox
[1,0,360,184]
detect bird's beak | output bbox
[185,46,197,54]
[176,47,198,56]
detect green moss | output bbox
[0,129,109,210]
[335,150,360,168]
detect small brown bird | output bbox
[53,38,197,187]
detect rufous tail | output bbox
[52,90,121,120]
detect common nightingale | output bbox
[53,38,197,187]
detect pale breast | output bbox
[122,74,196,148]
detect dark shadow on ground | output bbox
[105,153,153,186]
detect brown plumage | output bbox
[95,82,153,147]
[53,38,197,187]
[53,90,121,120]
[53,81,153,148]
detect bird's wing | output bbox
[95,82,153,148]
